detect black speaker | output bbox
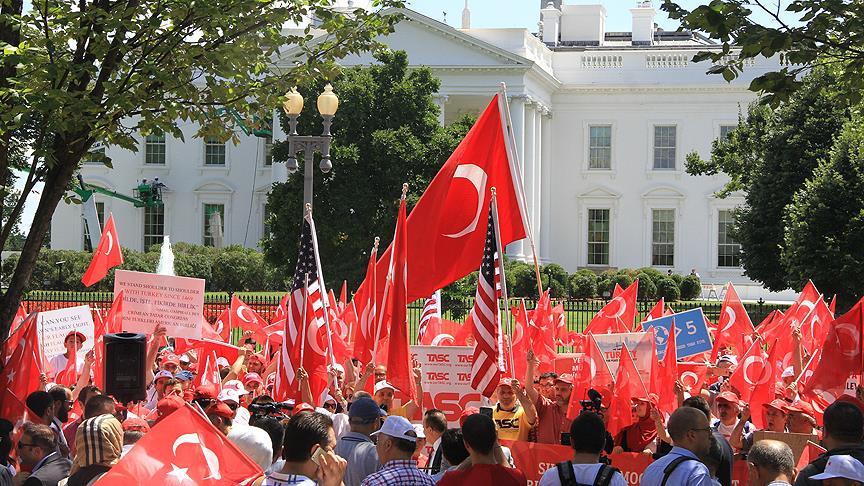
[104,333,147,404]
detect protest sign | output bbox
[406,345,483,426]
[37,305,95,360]
[752,431,819,464]
[642,308,712,359]
[592,332,647,374]
[553,353,584,375]
[113,270,205,339]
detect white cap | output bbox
[374,381,396,394]
[218,389,242,404]
[223,379,249,395]
[216,357,230,368]
[332,363,345,374]
[811,455,864,482]
[717,355,738,366]
[179,354,191,363]
[781,366,795,378]
[324,394,336,404]
[371,416,417,442]
[413,423,426,439]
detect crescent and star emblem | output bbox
[171,432,221,481]
[104,231,114,255]
[443,164,488,239]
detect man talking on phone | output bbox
[492,377,537,442]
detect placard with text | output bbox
[113,270,205,339]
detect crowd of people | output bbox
[3,324,864,486]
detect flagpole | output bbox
[300,273,309,367]
[372,186,406,363]
[497,83,544,298]
[305,205,337,370]
[491,187,515,375]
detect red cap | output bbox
[155,395,185,424]
[162,355,181,368]
[293,403,315,416]
[634,393,659,406]
[763,399,789,413]
[205,401,236,420]
[459,407,479,427]
[716,391,741,406]
[243,373,263,386]
[497,377,514,388]
[555,374,574,385]
[122,418,151,433]
[248,353,265,364]
[784,401,815,418]
[64,330,87,344]
[194,384,219,401]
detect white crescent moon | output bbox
[721,306,736,332]
[835,323,860,358]
[172,433,222,480]
[236,306,254,324]
[601,296,627,319]
[743,355,771,385]
[793,300,816,325]
[104,231,114,256]
[588,356,598,379]
[307,317,327,357]
[443,164,488,239]
[512,320,524,347]
[431,334,455,346]
[681,371,698,389]
[214,320,224,335]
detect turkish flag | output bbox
[230,295,268,344]
[567,333,614,420]
[505,300,531,380]
[418,317,469,346]
[584,280,638,335]
[606,346,648,437]
[193,351,222,391]
[95,404,261,485]
[800,298,833,355]
[652,324,678,416]
[749,341,779,429]
[639,298,665,331]
[174,338,240,366]
[375,94,527,302]
[338,281,348,312]
[0,313,43,424]
[677,361,709,395]
[552,304,569,344]
[82,214,124,287]
[384,198,416,400]
[727,338,770,403]
[803,298,864,404]
[351,245,379,365]
[710,283,754,360]
[786,280,822,328]
[294,284,330,405]
[271,293,289,326]
[2,305,30,364]
[830,295,837,314]
[756,310,784,332]
[530,291,558,363]
[768,327,796,378]
[211,308,231,342]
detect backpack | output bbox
[555,462,619,486]
[660,456,696,486]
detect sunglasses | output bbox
[226,402,239,411]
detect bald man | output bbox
[642,407,714,486]
[748,440,795,486]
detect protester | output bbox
[334,396,385,486]
[526,350,573,444]
[220,385,252,425]
[785,402,819,436]
[63,386,101,457]
[370,363,423,419]
[536,372,558,401]
[48,332,86,379]
[437,414,526,485]
[25,391,65,457]
[747,440,796,486]
[67,413,123,485]
[250,417,286,471]
[708,356,737,393]
[492,378,537,443]
[732,400,787,452]
[151,395,184,425]
[809,455,864,485]
[412,424,428,465]
[228,424,274,471]
[613,395,659,454]
[361,416,434,486]
[46,387,73,459]
[263,412,346,486]
[539,411,627,486]
[702,433,725,485]
[432,429,468,482]
[796,400,864,485]
[680,396,734,486]
[0,419,13,486]
[206,401,235,435]
[712,391,753,448]
[641,407,714,486]
[14,422,70,486]
[143,370,174,409]
[421,409,448,475]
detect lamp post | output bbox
[281,84,339,212]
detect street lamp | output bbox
[281,84,339,212]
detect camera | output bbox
[249,401,295,418]
[579,389,604,414]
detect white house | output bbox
[50,1,783,296]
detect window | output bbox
[263,134,273,166]
[718,209,741,268]
[84,146,105,165]
[588,125,612,169]
[204,137,226,166]
[82,202,105,251]
[587,209,610,265]
[203,203,225,247]
[143,204,165,250]
[145,131,166,165]
[719,124,736,140]
[651,209,675,266]
[653,125,677,169]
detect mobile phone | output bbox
[311,447,325,466]
[479,406,493,418]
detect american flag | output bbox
[470,204,504,398]
[417,290,441,341]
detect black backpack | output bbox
[555,462,619,486]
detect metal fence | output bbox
[22,291,788,345]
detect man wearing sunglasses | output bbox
[642,407,714,486]
[16,422,72,486]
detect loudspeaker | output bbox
[104,333,147,404]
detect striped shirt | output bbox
[360,459,436,486]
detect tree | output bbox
[0,0,404,340]
[263,50,474,290]
[661,0,864,105]
[783,112,864,308]
[685,69,849,291]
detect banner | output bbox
[37,305,95,361]
[406,345,483,426]
[113,270,205,339]
[592,332,647,374]
[642,308,712,359]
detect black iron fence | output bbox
[22,291,788,345]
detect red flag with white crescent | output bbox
[82,214,124,287]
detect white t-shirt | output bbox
[49,352,85,377]
[539,463,628,486]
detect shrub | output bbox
[670,273,684,286]
[636,273,657,300]
[210,247,267,292]
[569,273,597,299]
[656,276,681,301]
[541,263,569,298]
[610,273,633,292]
[680,275,702,300]
[635,267,664,287]
[509,261,539,299]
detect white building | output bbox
[50,2,783,295]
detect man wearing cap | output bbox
[731,399,787,452]
[219,388,252,426]
[708,355,738,394]
[361,416,435,486]
[49,331,87,379]
[796,401,864,486]
[372,364,423,419]
[144,369,174,409]
[527,350,574,444]
[809,455,864,486]
[712,391,753,450]
[493,377,537,442]
[334,397,385,486]
[785,401,819,436]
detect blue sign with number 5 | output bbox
[642,307,712,360]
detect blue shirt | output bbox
[641,446,714,486]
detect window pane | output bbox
[587,208,610,265]
[82,202,105,251]
[651,209,675,266]
[717,209,741,267]
[720,125,736,140]
[145,131,166,165]
[653,126,677,169]
[204,137,226,166]
[264,134,273,166]
[588,125,612,169]
[203,203,225,247]
[144,205,165,250]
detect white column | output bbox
[506,95,527,259]
[522,100,537,262]
[532,103,542,262]
[433,94,449,126]
[540,109,552,262]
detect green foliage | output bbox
[610,273,634,291]
[680,275,703,300]
[661,0,864,105]
[508,261,538,299]
[670,273,684,286]
[656,276,682,302]
[783,113,864,308]
[210,246,271,293]
[540,263,569,299]
[685,70,849,291]
[568,274,597,299]
[635,267,664,287]
[263,51,474,290]
[441,273,476,322]
[636,273,657,300]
